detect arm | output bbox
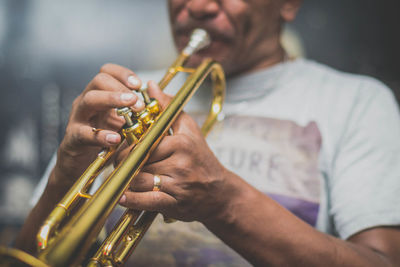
[203,176,400,266]
[15,64,145,254]
[122,83,400,266]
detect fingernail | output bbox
[128,76,141,88]
[106,134,119,144]
[119,194,126,204]
[120,93,135,102]
[133,99,145,110]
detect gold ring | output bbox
[153,175,161,191]
[92,127,103,133]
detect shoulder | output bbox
[294,59,393,101]
[288,59,399,161]
[288,59,398,123]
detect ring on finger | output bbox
[153,175,161,192]
[92,127,104,133]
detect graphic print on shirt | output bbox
[127,114,322,267]
[208,115,322,226]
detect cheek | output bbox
[222,0,250,30]
[169,0,186,27]
[169,0,185,13]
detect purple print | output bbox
[268,193,320,226]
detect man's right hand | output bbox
[16,63,146,253]
[51,63,146,192]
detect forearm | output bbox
[203,172,393,267]
[15,169,69,254]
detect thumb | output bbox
[147,80,172,109]
[147,80,200,135]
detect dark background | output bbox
[0,0,399,246]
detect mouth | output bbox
[177,33,229,58]
[174,24,234,45]
[176,29,233,57]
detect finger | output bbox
[100,63,142,90]
[130,172,174,193]
[102,110,126,130]
[113,143,131,167]
[147,80,199,134]
[69,123,121,147]
[146,122,202,165]
[142,154,192,178]
[147,80,172,109]
[86,72,136,94]
[119,191,177,213]
[169,111,201,136]
[87,109,125,132]
[77,90,144,118]
[145,135,177,164]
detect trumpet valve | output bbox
[138,98,160,128]
[146,98,160,117]
[117,107,144,145]
[117,107,134,126]
[122,119,144,145]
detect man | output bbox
[17,0,400,266]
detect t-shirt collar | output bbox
[225,59,300,103]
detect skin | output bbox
[16,0,400,266]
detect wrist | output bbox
[52,143,97,188]
[46,167,74,202]
[201,169,252,229]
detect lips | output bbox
[176,32,227,56]
[173,22,234,44]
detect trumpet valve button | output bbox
[117,107,134,126]
[122,120,144,145]
[139,110,153,128]
[147,98,160,117]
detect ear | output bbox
[280,0,302,22]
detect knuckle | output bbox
[80,91,91,107]
[99,63,114,73]
[82,90,103,109]
[64,125,74,142]
[71,96,80,109]
[74,125,86,146]
[174,158,192,176]
[178,135,193,151]
[151,192,163,204]
[111,91,126,105]
[93,72,110,88]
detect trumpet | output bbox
[0,28,225,266]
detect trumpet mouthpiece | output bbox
[183,28,211,56]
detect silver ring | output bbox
[153,175,161,191]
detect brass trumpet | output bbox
[0,29,225,266]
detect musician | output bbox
[17,0,400,266]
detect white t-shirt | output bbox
[32,59,400,266]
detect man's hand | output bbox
[119,81,238,223]
[52,63,146,190]
[118,82,400,267]
[16,63,148,253]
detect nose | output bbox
[186,0,219,19]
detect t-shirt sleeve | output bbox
[330,79,400,240]
[30,152,57,207]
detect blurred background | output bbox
[0,0,399,246]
